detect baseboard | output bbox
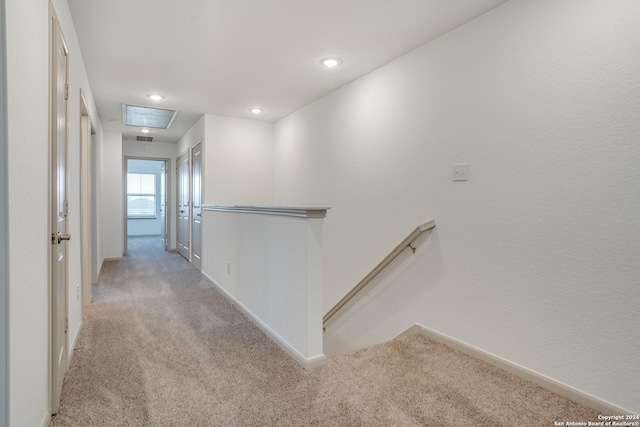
[102,257,122,262]
[400,324,634,415]
[40,411,51,427]
[201,271,327,369]
[68,319,82,369]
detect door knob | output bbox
[57,232,71,244]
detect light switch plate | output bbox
[452,163,469,181]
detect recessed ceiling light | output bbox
[320,57,342,68]
[147,94,165,101]
[249,108,263,114]
[140,128,151,133]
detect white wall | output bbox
[123,139,177,249]
[102,132,123,258]
[51,0,104,370]
[5,0,104,424]
[203,114,274,205]
[202,209,325,367]
[5,0,50,424]
[274,0,640,413]
[176,115,205,157]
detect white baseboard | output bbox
[400,324,634,415]
[102,257,122,262]
[68,319,82,369]
[40,411,51,427]
[201,271,327,370]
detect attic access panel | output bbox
[122,104,178,129]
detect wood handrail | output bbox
[323,219,436,326]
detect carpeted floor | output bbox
[50,236,601,426]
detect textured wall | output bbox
[51,0,105,375]
[274,0,640,412]
[202,210,324,363]
[6,0,51,424]
[204,114,274,205]
[102,132,123,259]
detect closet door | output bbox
[176,151,190,261]
[191,141,202,270]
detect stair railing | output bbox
[323,219,436,327]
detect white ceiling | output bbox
[67,0,508,143]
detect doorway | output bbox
[123,158,170,254]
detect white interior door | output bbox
[191,142,202,270]
[50,14,69,415]
[160,161,167,250]
[177,152,190,260]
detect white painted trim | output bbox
[202,271,327,369]
[203,205,330,219]
[102,257,122,262]
[68,319,82,370]
[39,411,50,427]
[401,324,634,415]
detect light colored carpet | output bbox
[50,236,601,426]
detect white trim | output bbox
[39,411,50,427]
[102,257,122,262]
[202,271,327,369]
[400,324,634,415]
[203,205,330,219]
[68,319,82,370]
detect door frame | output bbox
[176,148,190,261]
[190,140,202,270]
[49,6,69,414]
[123,156,171,254]
[79,90,94,306]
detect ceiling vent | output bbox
[137,136,153,142]
[122,104,178,129]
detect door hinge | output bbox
[64,200,69,218]
[64,316,69,333]
[51,232,57,245]
[65,83,69,100]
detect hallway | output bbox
[49,237,600,426]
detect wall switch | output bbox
[452,163,469,181]
[227,261,231,274]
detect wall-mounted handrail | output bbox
[323,219,436,327]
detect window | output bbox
[127,173,156,218]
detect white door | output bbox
[160,162,167,250]
[50,15,69,414]
[177,152,190,260]
[191,142,202,270]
